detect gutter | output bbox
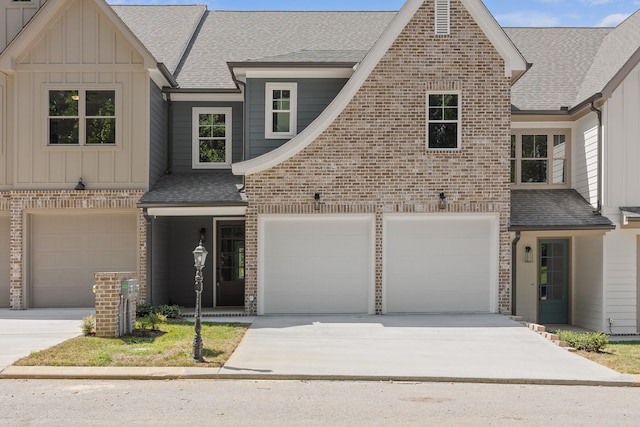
[142,208,153,304]
[166,92,173,175]
[509,224,615,232]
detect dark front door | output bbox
[216,221,245,306]
[539,239,569,324]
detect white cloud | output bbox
[597,12,631,26]
[580,0,616,5]
[494,11,560,27]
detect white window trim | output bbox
[265,82,297,139]
[45,84,121,147]
[510,129,571,188]
[426,91,461,151]
[192,107,233,169]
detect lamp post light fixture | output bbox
[192,240,208,362]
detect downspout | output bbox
[511,231,521,315]
[166,92,174,175]
[590,101,603,214]
[142,208,153,304]
[233,77,247,192]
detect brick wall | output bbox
[94,272,138,338]
[243,0,513,314]
[0,190,146,309]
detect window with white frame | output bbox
[510,130,569,186]
[265,82,297,139]
[192,107,232,169]
[427,92,461,150]
[48,89,116,145]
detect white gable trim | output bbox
[232,0,527,177]
[0,0,158,71]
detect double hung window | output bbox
[427,92,461,150]
[192,107,232,169]
[265,83,297,139]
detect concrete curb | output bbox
[2,366,639,387]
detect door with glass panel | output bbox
[538,239,569,324]
[216,221,245,307]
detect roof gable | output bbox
[0,0,157,71]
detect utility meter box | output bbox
[121,278,139,299]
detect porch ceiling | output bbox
[510,189,614,231]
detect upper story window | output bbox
[511,130,569,187]
[265,82,297,139]
[192,107,232,169]
[48,89,116,145]
[427,92,461,150]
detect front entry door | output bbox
[216,221,245,306]
[539,239,569,324]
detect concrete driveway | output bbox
[220,314,635,384]
[0,308,93,370]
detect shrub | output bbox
[135,302,154,318]
[156,304,181,319]
[81,314,95,336]
[137,312,167,331]
[556,330,609,352]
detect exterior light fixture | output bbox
[438,192,446,210]
[75,178,85,191]
[192,240,208,362]
[525,246,533,263]
[314,193,320,211]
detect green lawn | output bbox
[13,321,248,367]
[578,341,640,374]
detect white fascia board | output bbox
[168,92,244,102]
[238,67,355,79]
[460,0,528,79]
[147,206,247,217]
[232,0,424,176]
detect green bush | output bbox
[135,302,154,318]
[137,312,167,331]
[156,304,181,319]
[555,330,609,352]
[81,314,95,336]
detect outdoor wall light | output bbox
[199,227,207,243]
[314,193,321,210]
[438,192,446,210]
[74,178,85,191]
[525,246,533,263]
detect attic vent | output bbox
[435,0,450,35]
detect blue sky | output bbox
[108,0,640,27]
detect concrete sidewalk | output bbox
[1,311,638,386]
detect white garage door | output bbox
[384,215,497,313]
[0,215,9,307]
[30,212,138,308]
[261,215,374,314]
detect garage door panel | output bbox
[0,215,9,307]
[31,213,137,308]
[262,216,373,314]
[385,215,495,314]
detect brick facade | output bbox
[0,190,146,309]
[94,272,138,338]
[243,0,513,314]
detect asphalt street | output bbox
[2,379,640,426]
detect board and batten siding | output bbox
[171,101,243,173]
[245,78,348,159]
[12,0,150,190]
[573,113,599,208]
[0,0,45,51]
[149,81,168,186]
[573,234,604,332]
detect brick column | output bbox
[94,272,137,338]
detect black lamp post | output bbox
[192,240,208,362]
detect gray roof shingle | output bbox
[510,189,614,230]
[112,5,206,74]
[138,172,246,206]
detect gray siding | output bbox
[246,78,348,159]
[172,101,244,173]
[150,216,170,306]
[149,82,169,186]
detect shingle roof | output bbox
[137,172,246,206]
[242,49,369,64]
[505,27,610,111]
[166,11,395,89]
[510,189,614,231]
[112,5,206,74]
